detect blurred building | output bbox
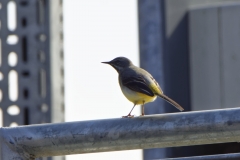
[139,0,240,159]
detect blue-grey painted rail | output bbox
[1,107,240,159]
[165,153,240,160]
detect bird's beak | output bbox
[101,61,111,64]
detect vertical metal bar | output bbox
[49,1,65,159]
[138,0,167,158]
[49,0,65,124]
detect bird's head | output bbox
[102,57,133,72]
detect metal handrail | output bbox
[1,107,240,159]
[165,153,240,160]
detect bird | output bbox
[102,57,184,118]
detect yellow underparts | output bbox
[133,92,157,105]
[121,85,157,105]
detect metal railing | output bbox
[1,107,240,160]
[165,153,240,160]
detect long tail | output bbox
[157,94,184,111]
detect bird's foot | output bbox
[122,114,134,118]
[139,114,145,117]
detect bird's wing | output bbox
[148,76,163,95]
[122,76,154,97]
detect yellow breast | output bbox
[120,85,157,105]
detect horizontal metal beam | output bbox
[166,153,240,160]
[1,107,240,159]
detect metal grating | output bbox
[0,0,64,159]
[0,0,51,126]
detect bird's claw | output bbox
[122,115,134,118]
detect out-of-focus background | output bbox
[1,0,240,159]
[64,0,141,160]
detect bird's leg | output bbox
[141,101,145,116]
[122,104,136,118]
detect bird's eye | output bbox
[115,60,120,64]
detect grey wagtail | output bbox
[102,57,184,118]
